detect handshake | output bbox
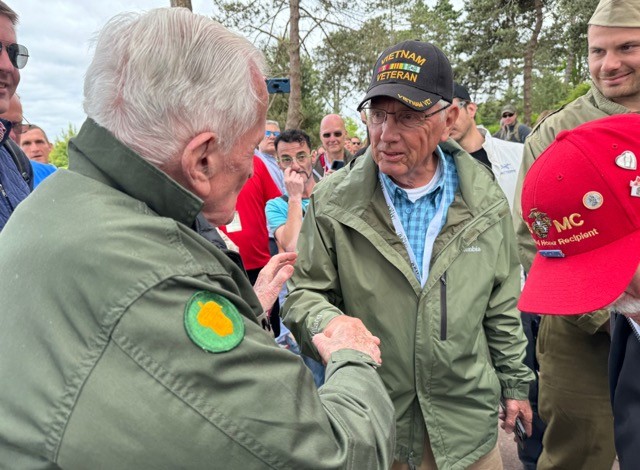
[313,316,382,365]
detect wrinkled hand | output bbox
[499,398,533,437]
[253,252,297,313]
[312,315,382,365]
[283,168,305,200]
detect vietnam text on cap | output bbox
[358,40,453,112]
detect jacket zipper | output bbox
[440,273,447,341]
[0,182,14,211]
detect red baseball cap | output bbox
[518,114,640,315]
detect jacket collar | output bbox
[325,140,501,218]
[68,118,203,226]
[591,83,633,115]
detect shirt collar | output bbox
[380,145,446,199]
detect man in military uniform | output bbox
[0,8,395,468]
[512,0,640,468]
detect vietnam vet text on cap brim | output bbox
[358,40,453,112]
[589,0,640,27]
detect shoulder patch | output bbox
[184,291,245,353]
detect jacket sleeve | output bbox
[483,215,535,400]
[57,275,395,470]
[282,195,346,360]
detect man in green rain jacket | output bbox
[0,8,395,469]
[283,40,534,470]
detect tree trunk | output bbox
[170,0,192,9]
[522,0,543,125]
[286,0,303,129]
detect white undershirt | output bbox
[400,161,442,203]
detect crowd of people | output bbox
[0,0,639,468]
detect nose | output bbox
[601,51,621,73]
[379,114,400,142]
[0,44,14,72]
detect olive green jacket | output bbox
[283,142,533,469]
[0,118,395,469]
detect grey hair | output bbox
[265,120,280,129]
[83,8,267,166]
[0,1,17,25]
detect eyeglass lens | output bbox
[2,43,28,69]
[322,131,343,138]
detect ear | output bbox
[466,102,478,120]
[441,105,460,142]
[310,147,317,165]
[177,132,218,198]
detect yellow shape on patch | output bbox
[196,301,234,336]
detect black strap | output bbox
[4,139,33,190]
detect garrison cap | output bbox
[589,0,640,27]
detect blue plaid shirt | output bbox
[380,147,458,277]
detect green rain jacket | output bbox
[0,119,395,469]
[283,142,533,469]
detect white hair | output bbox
[265,120,280,128]
[83,8,267,165]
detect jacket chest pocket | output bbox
[440,272,447,341]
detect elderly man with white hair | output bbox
[0,7,394,468]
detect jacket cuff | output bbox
[501,383,531,400]
[325,349,379,379]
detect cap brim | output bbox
[518,230,640,315]
[358,83,442,111]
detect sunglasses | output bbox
[1,42,28,69]
[502,113,514,118]
[322,131,343,139]
[265,130,280,138]
[351,141,361,146]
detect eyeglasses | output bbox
[265,130,280,138]
[277,154,312,167]
[321,131,343,139]
[502,113,514,118]
[362,103,452,130]
[0,42,28,69]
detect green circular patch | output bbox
[184,291,245,353]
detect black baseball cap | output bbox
[358,40,453,112]
[453,82,471,102]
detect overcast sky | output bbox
[14,1,213,141]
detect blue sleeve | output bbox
[265,197,289,235]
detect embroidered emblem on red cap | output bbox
[540,250,565,258]
[630,177,640,197]
[583,191,603,209]
[529,208,552,239]
[616,151,637,170]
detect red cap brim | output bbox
[518,229,640,315]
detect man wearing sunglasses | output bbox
[315,113,354,177]
[493,104,531,144]
[256,120,284,193]
[0,1,31,231]
[284,39,533,469]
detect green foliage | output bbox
[49,124,77,169]
[344,117,361,141]
[559,81,591,106]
